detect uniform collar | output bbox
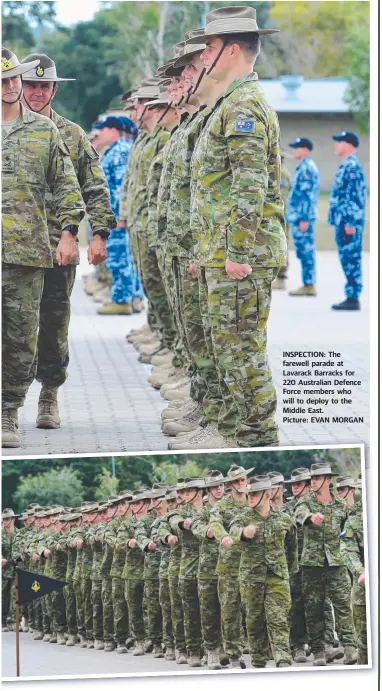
[296,155,311,169]
[3,102,36,138]
[50,108,66,129]
[215,71,259,107]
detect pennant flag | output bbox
[16,568,68,605]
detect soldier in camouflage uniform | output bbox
[336,475,357,513]
[19,53,115,427]
[340,478,367,664]
[88,504,109,650]
[286,137,320,296]
[164,477,205,667]
[268,471,286,510]
[208,464,252,667]
[1,48,86,448]
[12,505,41,632]
[69,506,87,646]
[1,508,18,631]
[107,492,133,653]
[191,471,227,670]
[273,153,292,290]
[295,463,358,666]
[43,510,69,645]
[79,503,99,648]
[61,511,81,647]
[188,8,286,449]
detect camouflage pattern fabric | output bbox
[112,577,129,644]
[2,103,85,269]
[328,153,367,300]
[47,535,68,633]
[35,265,76,387]
[106,228,144,304]
[278,163,292,279]
[157,514,186,653]
[125,578,145,641]
[341,510,367,663]
[135,512,163,643]
[159,578,174,648]
[64,583,77,636]
[2,265,44,410]
[89,524,105,639]
[119,131,148,225]
[178,578,202,656]
[201,266,279,446]
[192,504,222,650]
[157,251,187,368]
[295,493,349,567]
[290,223,316,285]
[286,153,319,283]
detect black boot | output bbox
[332,298,360,311]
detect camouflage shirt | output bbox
[47,109,115,260]
[191,503,219,580]
[209,494,245,577]
[133,127,169,231]
[134,511,161,579]
[88,523,105,581]
[2,103,85,268]
[105,517,127,579]
[1,527,15,579]
[168,505,200,580]
[147,147,165,249]
[119,131,147,223]
[118,516,144,580]
[64,526,78,581]
[157,121,187,255]
[150,515,171,580]
[46,533,68,581]
[230,507,298,582]
[340,510,365,605]
[295,492,349,567]
[283,496,304,564]
[156,513,183,578]
[190,73,286,269]
[69,526,86,581]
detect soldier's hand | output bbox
[76,539,84,549]
[128,539,137,549]
[183,519,192,530]
[147,542,157,551]
[358,572,366,586]
[189,263,198,279]
[311,513,325,526]
[299,221,309,232]
[1,558,7,567]
[344,225,356,235]
[115,543,121,552]
[88,236,107,266]
[206,527,214,539]
[221,536,233,548]
[95,535,101,542]
[225,259,252,280]
[44,550,52,558]
[167,535,179,546]
[56,232,79,266]
[243,524,257,539]
[32,554,40,562]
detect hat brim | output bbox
[2,59,40,79]
[284,477,311,484]
[145,98,171,107]
[173,47,206,69]
[187,28,279,44]
[227,466,254,482]
[23,77,75,82]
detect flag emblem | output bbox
[31,580,41,593]
[235,119,255,133]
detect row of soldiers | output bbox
[2,462,367,670]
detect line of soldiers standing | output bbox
[2,461,367,670]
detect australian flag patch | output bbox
[235,119,255,133]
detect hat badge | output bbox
[36,65,45,77]
[2,57,13,71]
[31,580,41,593]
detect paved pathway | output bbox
[3,250,369,458]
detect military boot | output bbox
[66,634,77,646]
[293,646,308,663]
[104,641,116,652]
[163,384,191,402]
[162,405,204,436]
[43,633,51,642]
[160,376,189,397]
[132,640,145,656]
[126,637,134,649]
[164,646,176,661]
[153,643,164,658]
[2,626,10,633]
[332,298,360,311]
[132,332,159,350]
[36,386,60,429]
[126,323,151,341]
[277,661,291,667]
[87,639,94,649]
[187,654,202,667]
[138,344,161,363]
[207,650,222,670]
[148,365,175,389]
[94,639,104,650]
[230,657,246,669]
[343,645,358,665]
[97,302,133,315]
[217,647,230,666]
[273,276,287,290]
[2,409,20,447]
[33,630,44,640]
[57,632,66,645]
[150,349,175,367]
[161,398,196,421]
[325,644,344,662]
[144,639,153,653]
[175,649,187,664]
[288,284,317,296]
[21,617,29,632]
[312,651,327,666]
[169,423,237,451]
[116,643,128,653]
[49,633,57,643]
[79,635,87,648]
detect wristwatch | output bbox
[93,230,110,240]
[63,225,79,237]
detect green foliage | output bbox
[13,466,85,514]
[94,468,119,501]
[2,1,57,53]
[343,25,370,133]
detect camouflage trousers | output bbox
[278,222,290,280]
[289,571,336,649]
[144,578,162,644]
[198,578,222,651]
[51,585,67,633]
[125,579,145,641]
[159,578,174,649]
[36,265,76,388]
[2,264,44,410]
[111,577,129,644]
[302,565,356,654]
[241,575,292,667]
[42,593,52,634]
[353,604,367,664]
[218,575,243,659]
[157,250,187,369]
[81,578,93,639]
[168,575,185,653]
[175,258,222,419]
[335,224,364,300]
[33,598,43,632]
[73,579,85,637]
[199,267,279,446]
[178,578,202,656]
[132,228,176,349]
[91,580,103,640]
[64,583,77,636]
[106,228,144,305]
[2,579,12,626]
[291,222,316,285]
[101,579,114,642]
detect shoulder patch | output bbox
[235,119,255,133]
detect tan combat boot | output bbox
[273,276,287,290]
[2,409,20,447]
[288,284,317,296]
[162,384,191,402]
[66,634,77,646]
[94,639,104,650]
[162,405,204,436]
[126,323,151,342]
[49,633,57,643]
[169,423,237,451]
[43,633,51,642]
[36,386,60,429]
[175,649,187,664]
[343,645,358,665]
[164,646,176,661]
[187,654,202,667]
[21,617,29,633]
[132,640,145,656]
[325,643,344,662]
[116,643,127,653]
[151,348,175,367]
[33,630,44,640]
[57,632,66,645]
[153,643,164,658]
[207,650,222,670]
[161,398,197,422]
[148,365,175,389]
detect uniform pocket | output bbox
[235,278,259,333]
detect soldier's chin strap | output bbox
[22,83,57,114]
[157,103,172,125]
[206,39,228,75]
[191,67,206,97]
[314,476,328,494]
[295,482,309,499]
[251,490,266,510]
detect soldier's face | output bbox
[209,484,225,500]
[2,75,22,103]
[334,141,346,156]
[182,54,204,87]
[337,486,354,503]
[231,477,248,492]
[248,491,263,508]
[2,518,14,529]
[293,146,309,160]
[22,80,56,110]
[311,475,330,492]
[167,498,177,510]
[107,506,117,519]
[291,481,309,497]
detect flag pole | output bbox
[15,570,20,677]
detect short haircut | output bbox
[224,32,261,60]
